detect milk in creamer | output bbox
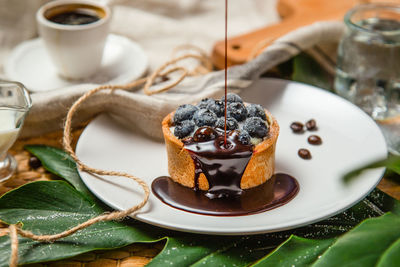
[0,108,23,156]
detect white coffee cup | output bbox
[36,0,111,80]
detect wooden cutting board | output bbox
[211,0,378,69]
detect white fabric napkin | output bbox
[110,0,280,69]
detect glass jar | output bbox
[334,3,400,155]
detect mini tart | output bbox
[162,109,280,191]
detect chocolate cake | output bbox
[162,93,279,199]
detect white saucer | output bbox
[76,78,387,235]
[5,34,148,93]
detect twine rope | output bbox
[144,53,213,95]
[7,47,212,267]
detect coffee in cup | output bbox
[37,0,111,80]
[45,3,105,25]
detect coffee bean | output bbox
[305,119,317,131]
[298,149,312,160]
[308,135,322,145]
[29,156,42,169]
[290,122,304,133]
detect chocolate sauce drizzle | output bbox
[184,130,253,199]
[223,0,228,145]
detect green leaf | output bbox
[188,237,279,267]
[0,181,163,266]
[252,236,334,266]
[254,213,400,267]
[148,235,284,267]
[291,53,333,91]
[315,213,400,266]
[344,155,400,183]
[377,238,400,267]
[25,145,94,200]
[148,237,228,267]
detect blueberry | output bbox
[207,100,225,117]
[173,104,198,124]
[227,102,247,121]
[243,117,269,138]
[197,99,225,117]
[197,98,214,109]
[193,127,218,142]
[215,117,238,130]
[247,104,267,120]
[238,130,251,145]
[193,109,217,127]
[174,120,195,139]
[221,93,243,104]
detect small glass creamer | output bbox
[334,3,400,155]
[0,81,31,182]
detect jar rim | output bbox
[345,3,400,36]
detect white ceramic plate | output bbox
[76,78,387,235]
[5,34,148,93]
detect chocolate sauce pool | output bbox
[152,173,299,216]
[184,130,252,199]
[151,129,299,216]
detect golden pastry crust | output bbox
[162,109,279,190]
